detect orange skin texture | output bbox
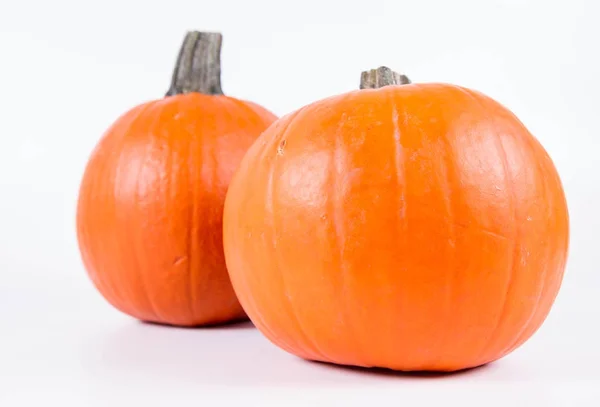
[77,93,276,326]
[223,84,569,371]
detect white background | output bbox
[1,0,599,405]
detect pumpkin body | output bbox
[223,83,569,370]
[77,93,276,326]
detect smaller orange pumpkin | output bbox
[77,31,276,326]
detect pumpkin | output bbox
[77,31,276,326]
[223,66,569,371]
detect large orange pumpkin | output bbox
[77,31,276,326]
[223,67,569,371]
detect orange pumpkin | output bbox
[77,31,276,326]
[223,67,569,371]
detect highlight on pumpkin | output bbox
[222,66,569,372]
[76,31,277,327]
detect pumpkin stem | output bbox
[360,66,411,89]
[166,31,224,96]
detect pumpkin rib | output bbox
[110,102,160,320]
[266,112,320,357]
[161,98,186,321]
[202,96,231,323]
[426,106,459,369]
[260,113,300,350]
[499,112,549,356]
[111,106,153,316]
[102,107,147,314]
[224,119,304,355]
[185,97,200,322]
[270,105,333,362]
[131,100,169,322]
[499,131,560,357]
[210,96,239,322]
[99,102,153,320]
[390,92,407,225]
[331,107,361,366]
[239,111,313,357]
[388,93,405,366]
[461,88,521,364]
[478,93,562,365]
[79,111,129,314]
[194,95,251,324]
[388,92,416,367]
[187,94,217,323]
[527,168,569,333]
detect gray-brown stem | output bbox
[166,31,224,96]
[360,66,410,89]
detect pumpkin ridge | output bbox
[390,92,407,227]
[387,92,409,366]
[111,101,160,320]
[325,94,376,367]
[260,113,308,354]
[158,99,183,319]
[131,100,169,322]
[499,121,555,356]
[461,88,521,363]
[184,97,200,322]
[229,119,300,353]
[81,104,147,316]
[208,97,232,320]
[269,105,334,362]
[424,100,459,369]
[332,111,355,364]
[235,111,309,355]
[187,95,222,322]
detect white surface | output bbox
[1,0,599,405]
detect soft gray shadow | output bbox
[308,359,495,380]
[81,320,500,388]
[140,317,253,330]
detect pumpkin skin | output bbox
[77,93,276,326]
[223,83,569,371]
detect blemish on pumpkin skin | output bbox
[277,140,287,156]
[173,256,188,266]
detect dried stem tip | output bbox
[166,31,224,96]
[360,66,411,89]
